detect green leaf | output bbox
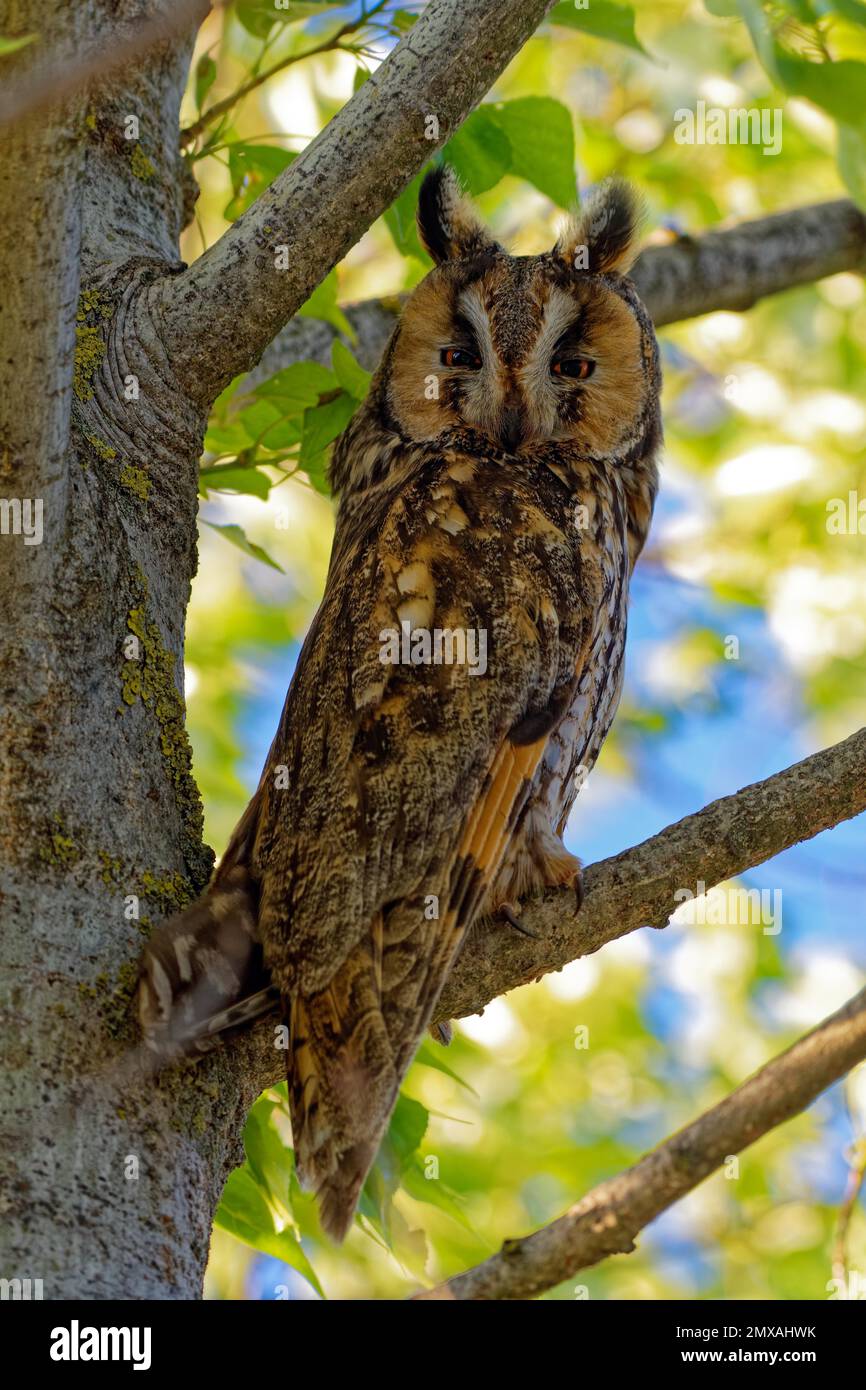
[444,107,511,194]
[232,396,305,451]
[215,1168,324,1297]
[391,8,419,30]
[737,0,866,126]
[833,0,866,29]
[298,270,355,339]
[387,1093,429,1165]
[202,520,284,571]
[549,1,649,56]
[299,391,358,489]
[194,54,217,111]
[224,143,296,219]
[242,1096,294,1213]
[254,360,336,407]
[414,1041,480,1097]
[838,124,866,211]
[0,32,37,54]
[384,167,431,259]
[234,397,287,442]
[331,339,372,400]
[489,97,576,208]
[199,464,272,499]
[400,1161,478,1233]
[204,419,253,456]
[235,1,341,38]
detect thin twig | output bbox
[180,0,391,148]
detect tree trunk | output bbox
[0,0,252,1300]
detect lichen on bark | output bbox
[120,567,210,886]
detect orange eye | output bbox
[441,347,482,369]
[552,358,594,380]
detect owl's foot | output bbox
[574,865,584,913]
[498,902,540,940]
[429,1020,453,1046]
[538,839,583,912]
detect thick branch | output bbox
[155,0,558,406]
[634,198,866,327]
[417,986,866,1299]
[249,198,866,380]
[434,725,866,1025]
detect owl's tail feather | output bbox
[287,935,400,1243]
[138,863,278,1062]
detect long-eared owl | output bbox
[138,167,662,1240]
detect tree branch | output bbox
[154,0,559,406]
[634,198,866,327]
[241,728,866,1093]
[416,986,866,1299]
[247,198,866,382]
[434,725,866,1027]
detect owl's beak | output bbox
[498,407,525,455]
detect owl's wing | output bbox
[250,444,589,1237]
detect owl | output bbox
[138,167,662,1241]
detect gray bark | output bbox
[0,0,262,1302]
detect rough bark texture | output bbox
[417,986,866,1299]
[0,0,251,1302]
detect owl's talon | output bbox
[574,869,584,914]
[499,902,539,939]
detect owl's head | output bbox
[380,166,660,462]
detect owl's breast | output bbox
[537,463,633,833]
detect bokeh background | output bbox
[174,1,866,1298]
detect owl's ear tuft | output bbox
[555,178,644,276]
[417,165,500,265]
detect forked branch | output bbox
[156,0,559,405]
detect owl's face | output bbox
[384,168,660,463]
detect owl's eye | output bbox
[441,347,482,369]
[552,358,595,380]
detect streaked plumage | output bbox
[138,167,662,1240]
